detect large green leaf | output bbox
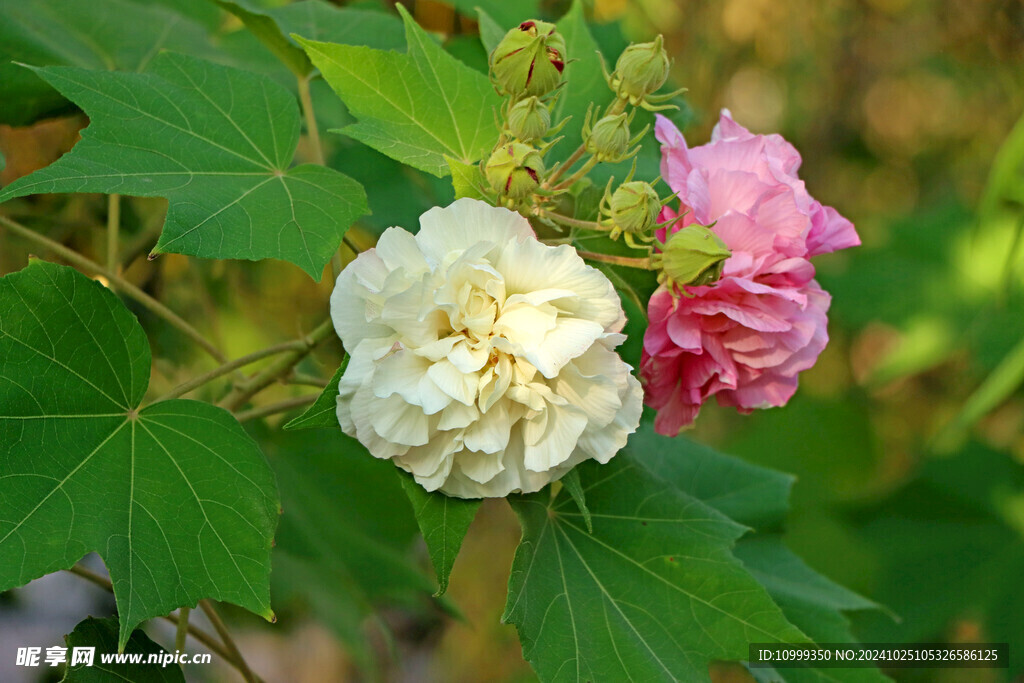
[504,447,807,682]
[0,261,279,649]
[62,617,184,682]
[283,359,345,431]
[398,474,481,596]
[0,53,368,278]
[297,4,501,177]
[0,0,215,126]
[267,427,434,668]
[451,0,539,30]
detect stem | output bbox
[219,319,335,411]
[551,156,599,192]
[547,212,608,231]
[200,600,258,683]
[106,194,121,275]
[65,565,258,681]
[1,215,228,364]
[544,144,586,188]
[175,607,190,652]
[297,75,325,166]
[156,339,309,402]
[288,372,329,388]
[235,394,317,422]
[577,250,653,269]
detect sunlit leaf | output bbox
[0,53,368,278]
[0,261,279,649]
[62,617,184,682]
[298,4,501,177]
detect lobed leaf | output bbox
[297,5,501,177]
[62,617,184,682]
[0,53,368,278]
[0,261,279,649]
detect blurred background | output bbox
[1,0,1022,681]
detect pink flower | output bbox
[641,111,859,435]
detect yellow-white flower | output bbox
[331,198,643,498]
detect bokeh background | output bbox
[1,0,1022,681]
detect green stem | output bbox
[200,600,258,683]
[544,144,586,188]
[235,394,317,422]
[297,75,325,166]
[106,194,121,275]
[219,319,335,411]
[156,339,310,402]
[551,156,599,192]
[0,215,228,364]
[175,607,190,653]
[577,249,653,269]
[546,212,608,231]
[288,372,329,388]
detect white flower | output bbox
[331,198,643,498]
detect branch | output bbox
[234,394,317,423]
[0,215,228,364]
[577,250,653,269]
[200,600,259,683]
[297,74,325,166]
[219,318,336,411]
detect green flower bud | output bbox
[660,225,731,287]
[609,181,660,234]
[586,113,631,162]
[507,96,550,142]
[490,20,566,98]
[485,142,545,198]
[612,35,670,102]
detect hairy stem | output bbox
[546,212,609,231]
[106,194,121,275]
[577,249,653,269]
[175,607,190,653]
[551,156,599,192]
[297,75,325,166]
[200,600,258,683]
[1,215,228,364]
[156,339,310,402]
[544,98,628,188]
[235,394,318,422]
[219,318,335,411]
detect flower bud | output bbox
[612,35,670,102]
[660,225,731,287]
[490,20,566,98]
[485,142,545,198]
[507,96,550,142]
[609,181,660,234]
[586,113,631,162]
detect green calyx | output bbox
[490,20,566,99]
[508,96,551,143]
[610,181,660,234]
[586,112,631,162]
[657,225,731,290]
[485,142,545,199]
[612,35,670,101]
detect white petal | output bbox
[416,198,534,265]
[427,359,478,406]
[437,400,478,430]
[375,226,429,274]
[524,318,604,378]
[493,302,557,351]
[370,393,430,447]
[522,403,588,471]
[462,400,513,454]
[455,448,505,484]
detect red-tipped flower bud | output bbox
[490,20,566,98]
[485,142,545,198]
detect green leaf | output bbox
[216,0,312,77]
[559,468,592,533]
[476,7,506,55]
[267,427,433,667]
[297,4,501,177]
[451,0,539,30]
[0,0,215,126]
[62,617,184,682]
[738,537,889,683]
[284,358,346,430]
[0,53,368,278]
[503,445,807,682]
[551,0,614,163]
[0,261,279,649]
[398,473,481,596]
[445,155,489,200]
[216,0,408,78]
